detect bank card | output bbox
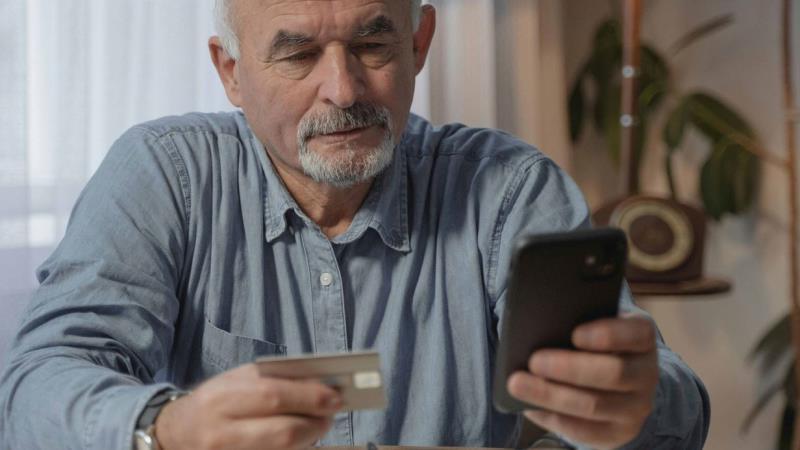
[255,351,385,411]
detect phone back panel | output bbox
[493,228,627,413]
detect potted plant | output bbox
[568,15,762,219]
[569,2,800,448]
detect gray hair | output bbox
[214,0,423,60]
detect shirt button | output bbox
[320,272,333,287]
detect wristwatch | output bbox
[133,390,186,450]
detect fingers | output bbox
[527,349,658,392]
[507,372,654,423]
[509,315,660,449]
[523,409,642,450]
[156,364,343,450]
[217,415,334,450]
[239,377,342,418]
[509,371,653,449]
[201,364,343,419]
[572,315,656,353]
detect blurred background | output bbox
[1,0,798,448]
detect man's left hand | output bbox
[507,314,659,450]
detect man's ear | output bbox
[412,5,436,75]
[209,36,243,107]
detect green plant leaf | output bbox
[569,66,587,142]
[583,17,654,168]
[663,98,690,151]
[778,402,795,450]
[634,46,670,121]
[587,19,622,133]
[678,92,762,218]
[638,45,670,109]
[601,83,622,164]
[662,99,685,198]
[639,80,669,112]
[665,151,678,199]
[742,365,790,433]
[631,112,649,193]
[592,65,619,132]
[700,141,730,220]
[589,19,622,82]
[785,364,798,408]
[669,14,735,56]
[698,136,760,219]
[686,92,755,141]
[732,145,760,213]
[720,141,760,215]
[748,313,792,365]
[780,372,798,450]
[743,361,797,435]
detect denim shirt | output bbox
[0,112,709,450]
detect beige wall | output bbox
[564,0,798,448]
[424,0,572,169]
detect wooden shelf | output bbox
[630,277,732,297]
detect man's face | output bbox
[220,0,430,187]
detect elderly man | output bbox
[0,1,709,449]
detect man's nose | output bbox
[316,46,365,109]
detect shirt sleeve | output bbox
[0,126,189,450]
[489,157,711,449]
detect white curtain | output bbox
[0,0,231,360]
[0,0,568,363]
[0,0,30,356]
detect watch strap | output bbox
[134,427,160,450]
[136,389,186,429]
[134,389,187,450]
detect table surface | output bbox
[322,447,562,450]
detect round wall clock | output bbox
[610,198,694,273]
[592,195,730,296]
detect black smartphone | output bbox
[492,227,628,413]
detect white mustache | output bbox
[297,103,389,143]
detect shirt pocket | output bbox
[200,315,287,373]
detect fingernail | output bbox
[573,327,593,346]
[506,372,523,395]
[524,409,548,423]
[530,354,549,375]
[326,396,343,409]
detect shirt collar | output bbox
[249,127,410,253]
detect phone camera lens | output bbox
[599,264,615,276]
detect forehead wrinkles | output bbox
[243,0,410,43]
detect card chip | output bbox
[353,371,381,389]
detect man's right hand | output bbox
[154,363,343,450]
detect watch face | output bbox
[134,429,155,450]
[610,199,694,273]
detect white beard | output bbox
[296,104,395,188]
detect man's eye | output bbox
[283,52,316,62]
[353,43,387,51]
